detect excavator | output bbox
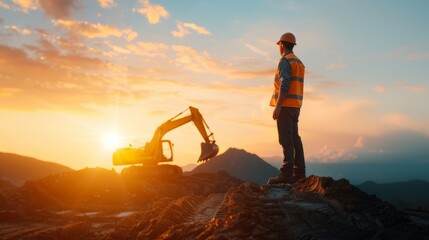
[112,106,219,178]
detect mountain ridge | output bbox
[357,179,429,210]
[0,152,73,186]
[191,147,279,184]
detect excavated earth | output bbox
[1,168,429,240]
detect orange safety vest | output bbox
[269,52,305,108]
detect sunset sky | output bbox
[1,0,428,170]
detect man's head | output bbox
[277,32,296,55]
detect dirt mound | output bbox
[102,176,429,240]
[12,168,241,210]
[1,171,428,239]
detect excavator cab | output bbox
[198,142,219,162]
[113,140,173,165]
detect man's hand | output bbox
[273,105,281,120]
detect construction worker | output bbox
[268,32,306,184]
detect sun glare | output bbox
[102,131,122,150]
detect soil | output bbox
[1,168,428,240]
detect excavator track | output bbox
[121,164,183,179]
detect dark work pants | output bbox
[277,107,305,177]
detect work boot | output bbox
[294,173,306,182]
[267,173,295,184]
[293,167,306,182]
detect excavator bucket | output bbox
[198,142,219,162]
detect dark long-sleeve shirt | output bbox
[278,57,291,94]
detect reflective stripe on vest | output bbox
[269,52,305,108]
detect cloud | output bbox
[172,45,222,73]
[134,0,169,24]
[229,69,273,78]
[309,145,358,163]
[127,41,169,57]
[32,29,111,58]
[38,0,80,19]
[52,19,137,41]
[0,44,145,111]
[105,42,130,55]
[382,113,415,130]
[374,86,386,93]
[12,0,37,12]
[171,45,277,79]
[171,23,188,38]
[4,25,32,35]
[240,40,269,57]
[326,63,346,70]
[0,1,11,10]
[183,22,210,35]
[171,22,211,38]
[397,83,428,94]
[97,0,116,9]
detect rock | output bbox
[1,168,428,240]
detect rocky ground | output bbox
[1,168,428,240]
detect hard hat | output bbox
[277,32,296,45]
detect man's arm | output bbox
[273,59,291,120]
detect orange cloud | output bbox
[38,0,80,19]
[229,69,273,78]
[172,45,220,73]
[127,41,169,57]
[172,45,276,79]
[184,23,210,35]
[134,0,169,24]
[97,0,116,8]
[52,19,137,41]
[12,0,37,12]
[171,22,211,38]
[0,44,139,111]
[0,1,12,10]
[374,86,386,93]
[4,25,32,35]
[171,23,188,38]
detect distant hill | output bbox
[181,163,198,172]
[357,180,429,210]
[0,152,73,186]
[191,148,279,184]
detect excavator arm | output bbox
[146,106,218,162]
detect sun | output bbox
[102,130,122,150]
